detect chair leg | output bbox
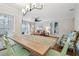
[72,49,76,56]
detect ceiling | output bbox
[6,3,76,11]
[5,3,77,19]
[6,3,26,10]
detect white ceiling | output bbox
[5,3,77,19]
[6,3,26,10]
[6,3,76,11]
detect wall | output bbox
[42,17,74,37]
[74,4,79,31]
[58,17,74,36]
[23,3,75,37]
[0,4,22,35]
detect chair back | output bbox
[2,35,15,56]
[60,37,71,56]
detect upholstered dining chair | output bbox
[2,35,31,56]
[46,37,71,56]
[59,31,79,49]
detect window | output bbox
[21,20,31,35]
[0,14,14,36]
[54,22,59,34]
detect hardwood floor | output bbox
[52,44,76,56]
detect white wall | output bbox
[75,4,79,31]
[23,3,75,37]
[58,17,74,36]
[0,4,22,35]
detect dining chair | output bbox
[2,35,31,56]
[46,37,70,56]
[59,31,79,50]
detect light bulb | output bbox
[22,8,25,13]
[25,4,30,10]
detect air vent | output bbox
[69,8,75,11]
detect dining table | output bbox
[11,35,50,56]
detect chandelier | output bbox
[22,3,43,16]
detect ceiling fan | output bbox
[34,18,42,22]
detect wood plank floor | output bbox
[52,44,76,56]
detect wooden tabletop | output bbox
[12,35,50,56]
